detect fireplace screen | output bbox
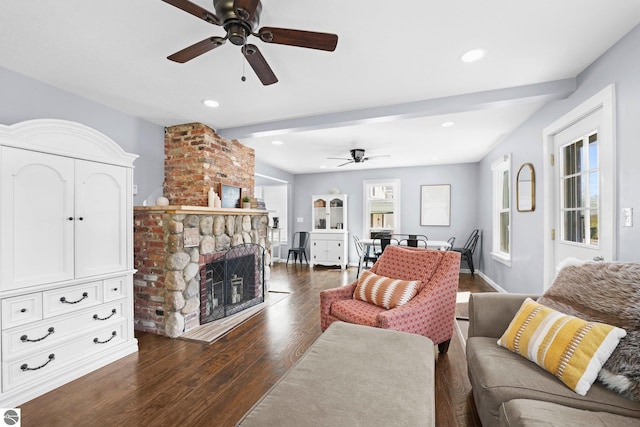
[200,243,265,324]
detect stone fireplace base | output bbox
[133,206,270,338]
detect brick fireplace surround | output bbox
[133,123,270,338]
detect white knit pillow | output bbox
[353,270,420,309]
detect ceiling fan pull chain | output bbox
[241,43,247,82]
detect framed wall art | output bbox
[221,184,241,208]
[420,184,451,226]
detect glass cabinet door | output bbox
[313,198,327,230]
[329,198,344,229]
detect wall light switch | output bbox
[132,184,138,195]
[623,207,633,227]
[297,217,304,223]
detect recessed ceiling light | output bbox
[460,48,486,63]
[271,140,284,146]
[441,121,455,128]
[202,99,220,108]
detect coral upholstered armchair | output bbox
[320,245,461,354]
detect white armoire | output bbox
[0,119,139,406]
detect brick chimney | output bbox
[163,123,255,206]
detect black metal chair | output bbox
[287,231,309,265]
[452,229,480,275]
[394,234,428,247]
[372,236,398,257]
[446,237,456,250]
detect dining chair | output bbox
[446,237,455,250]
[452,229,480,275]
[393,234,428,247]
[353,234,378,272]
[287,231,310,265]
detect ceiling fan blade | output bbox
[234,0,260,22]
[242,44,278,85]
[258,27,338,51]
[162,0,221,25]
[326,157,351,161]
[337,160,354,167]
[167,37,226,63]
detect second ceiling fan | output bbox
[162,0,339,85]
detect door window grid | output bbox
[560,132,598,246]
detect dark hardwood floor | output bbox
[19,263,494,427]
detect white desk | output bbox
[356,239,452,277]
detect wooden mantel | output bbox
[134,205,267,215]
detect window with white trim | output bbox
[491,154,511,265]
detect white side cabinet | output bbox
[310,194,348,269]
[0,119,139,407]
[310,232,348,269]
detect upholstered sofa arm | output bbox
[468,293,539,339]
[319,282,357,330]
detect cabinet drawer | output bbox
[103,276,126,302]
[1,293,43,330]
[2,300,126,360]
[2,320,128,391]
[42,281,102,318]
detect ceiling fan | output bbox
[162,0,339,85]
[328,149,390,167]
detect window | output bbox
[255,184,288,243]
[363,179,400,238]
[491,154,511,265]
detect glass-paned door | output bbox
[560,132,598,246]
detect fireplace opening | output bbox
[200,243,265,324]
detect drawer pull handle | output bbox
[93,309,117,321]
[21,327,55,343]
[94,331,117,344]
[20,308,27,313]
[60,292,89,304]
[21,354,55,371]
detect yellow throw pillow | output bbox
[498,298,626,396]
[353,270,420,309]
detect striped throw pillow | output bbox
[353,270,421,309]
[498,298,626,396]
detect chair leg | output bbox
[438,339,451,354]
[467,252,475,276]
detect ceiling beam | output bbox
[218,78,576,140]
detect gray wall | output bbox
[0,66,165,205]
[477,24,640,294]
[293,163,479,265]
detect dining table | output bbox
[356,238,452,277]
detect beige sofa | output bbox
[466,293,640,426]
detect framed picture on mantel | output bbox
[221,184,241,208]
[420,184,451,226]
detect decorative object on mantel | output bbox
[420,184,451,226]
[516,163,535,212]
[272,217,279,228]
[221,184,241,208]
[156,196,170,206]
[208,187,221,208]
[242,196,252,209]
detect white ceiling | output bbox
[1,1,639,174]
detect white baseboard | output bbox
[476,271,507,293]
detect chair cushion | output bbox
[498,298,626,396]
[353,270,420,309]
[330,299,386,327]
[373,245,443,284]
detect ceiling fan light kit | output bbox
[162,0,338,85]
[327,148,390,167]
